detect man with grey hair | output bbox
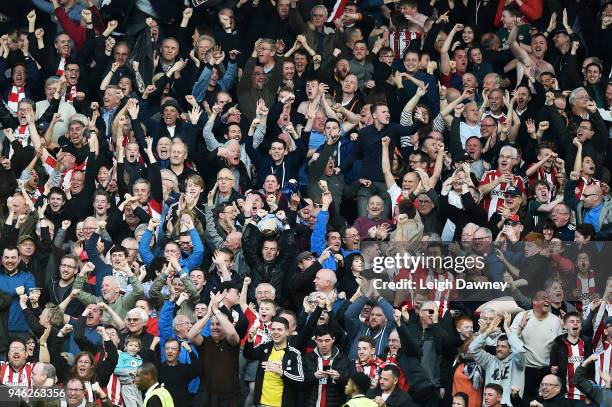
[289,3,336,61]
[31,362,57,388]
[478,145,526,219]
[73,261,144,324]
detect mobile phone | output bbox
[322,365,331,371]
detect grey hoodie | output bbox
[469,332,526,406]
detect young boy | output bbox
[114,335,144,407]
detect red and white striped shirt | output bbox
[564,339,586,400]
[478,169,526,219]
[595,341,612,387]
[105,374,124,406]
[0,361,34,387]
[56,57,66,76]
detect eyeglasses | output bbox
[126,318,142,322]
[178,241,192,245]
[421,309,435,314]
[582,193,599,198]
[60,264,77,269]
[217,177,234,181]
[9,347,25,352]
[540,383,559,388]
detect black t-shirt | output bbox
[198,337,240,397]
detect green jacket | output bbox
[73,274,144,324]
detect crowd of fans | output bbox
[1,0,612,406]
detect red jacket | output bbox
[494,0,542,27]
[55,6,105,50]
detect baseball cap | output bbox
[18,235,35,245]
[504,186,522,197]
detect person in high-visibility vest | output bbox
[342,372,378,407]
[136,362,174,407]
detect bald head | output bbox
[314,268,337,293]
[583,184,602,208]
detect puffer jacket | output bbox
[304,346,351,407]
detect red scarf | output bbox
[355,357,384,388]
[7,85,25,114]
[56,57,66,76]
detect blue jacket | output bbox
[158,301,200,394]
[139,228,204,271]
[310,210,338,271]
[0,270,36,332]
[85,233,113,297]
[192,61,238,103]
[345,296,396,361]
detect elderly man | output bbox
[565,182,612,239]
[289,4,335,61]
[73,262,144,325]
[510,374,573,406]
[479,145,526,220]
[148,254,199,317]
[31,362,57,388]
[352,195,392,240]
[550,203,576,241]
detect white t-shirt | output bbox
[511,310,563,368]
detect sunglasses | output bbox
[422,309,435,315]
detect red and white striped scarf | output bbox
[63,85,77,104]
[354,357,384,389]
[427,271,453,318]
[0,361,34,387]
[327,0,348,22]
[56,57,66,76]
[389,31,422,59]
[595,340,612,386]
[576,270,596,311]
[253,319,271,348]
[14,124,30,147]
[7,85,25,114]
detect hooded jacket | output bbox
[469,332,526,406]
[303,346,351,407]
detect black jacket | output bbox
[549,334,593,395]
[303,346,351,407]
[242,223,297,303]
[367,386,413,407]
[243,340,305,407]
